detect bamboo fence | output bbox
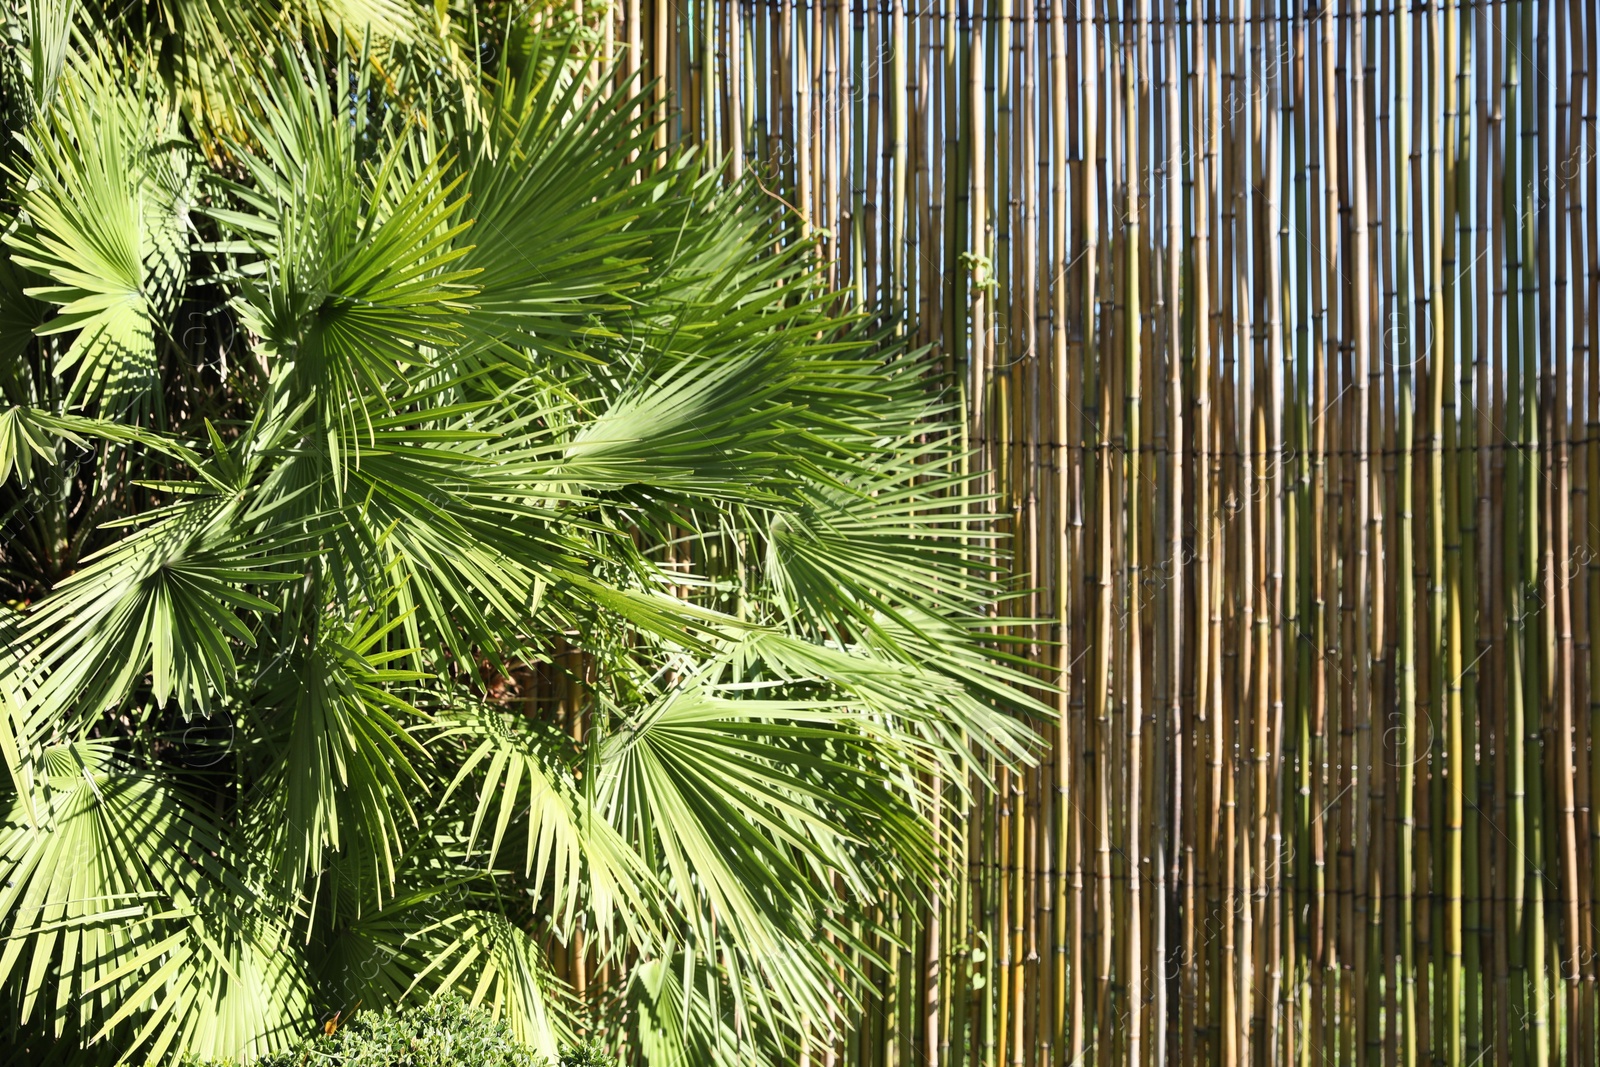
[575,0,1599,1062]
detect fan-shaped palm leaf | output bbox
[6,62,191,417]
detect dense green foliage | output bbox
[216,998,561,1067]
[0,1,1037,1064]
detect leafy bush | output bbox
[555,1042,616,1067]
[199,998,613,1067]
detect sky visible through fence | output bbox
[576,1,1600,1063]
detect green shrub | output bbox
[555,1042,615,1067]
[197,998,614,1067]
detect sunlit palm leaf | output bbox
[10,490,300,729]
[6,63,191,417]
[436,704,655,946]
[0,742,311,1061]
[400,911,567,1057]
[248,603,428,893]
[210,47,477,484]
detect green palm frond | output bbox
[403,911,566,1055]
[559,351,801,502]
[247,602,428,892]
[0,742,311,1063]
[0,0,76,131]
[591,670,935,1042]
[315,881,571,1056]
[211,48,477,467]
[0,406,57,485]
[0,237,50,379]
[452,46,657,360]
[11,489,298,730]
[631,950,761,1067]
[435,704,655,946]
[6,60,192,418]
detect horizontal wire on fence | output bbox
[965,436,1600,456]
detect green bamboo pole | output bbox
[1588,9,1600,1066]
[921,0,939,355]
[654,0,670,152]
[1080,2,1112,1061]
[1432,3,1465,1062]
[1485,3,1512,1056]
[626,0,642,131]
[724,0,740,179]
[1502,7,1529,1058]
[689,0,706,149]
[1014,6,1040,1060]
[1218,3,1242,1061]
[853,0,869,311]
[1305,13,1324,1061]
[1199,8,1227,1063]
[815,0,830,255]
[1392,7,1420,1061]
[777,0,793,197]
[795,0,814,237]
[1332,32,1352,1063]
[1411,11,1436,1061]
[1180,6,1213,1060]
[1549,3,1581,1057]
[1309,4,1338,1059]
[943,0,963,375]
[832,0,844,281]
[1066,4,1090,1054]
[1339,0,1378,1058]
[1045,3,1073,1064]
[1517,2,1549,1059]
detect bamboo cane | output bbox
[1587,6,1600,1063]
[1121,6,1145,1065]
[1158,3,1181,1061]
[1393,5,1420,1062]
[1046,5,1071,1065]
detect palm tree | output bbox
[0,3,1039,1063]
